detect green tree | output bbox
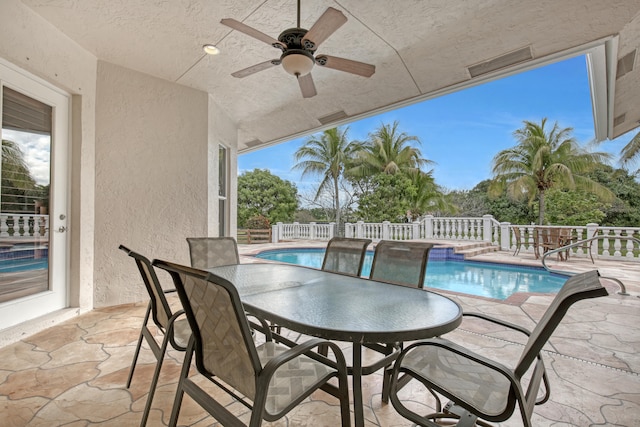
[293,127,362,228]
[620,130,640,172]
[356,173,414,222]
[586,163,640,226]
[406,170,454,216]
[237,169,298,227]
[539,188,608,225]
[350,121,432,177]
[490,118,614,225]
[1,139,38,213]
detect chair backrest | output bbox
[153,259,261,400]
[369,240,434,288]
[119,245,173,328]
[321,237,372,277]
[512,227,521,242]
[515,270,607,378]
[186,237,240,269]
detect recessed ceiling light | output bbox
[203,44,220,55]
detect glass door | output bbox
[0,60,69,330]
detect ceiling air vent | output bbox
[245,139,262,148]
[613,113,626,128]
[318,110,349,125]
[468,46,533,78]
[616,49,636,79]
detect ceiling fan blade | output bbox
[315,55,375,77]
[298,73,317,98]
[302,7,347,49]
[231,60,278,78]
[220,18,285,49]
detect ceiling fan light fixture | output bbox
[202,44,220,55]
[281,50,314,76]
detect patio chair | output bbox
[368,240,434,402]
[389,270,608,427]
[186,236,239,269]
[118,245,191,427]
[152,259,351,427]
[511,226,523,256]
[321,237,372,276]
[369,240,434,288]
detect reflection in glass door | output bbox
[0,59,69,330]
[0,87,51,303]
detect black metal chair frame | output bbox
[118,245,190,427]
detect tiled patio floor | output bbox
[1,241,638,426]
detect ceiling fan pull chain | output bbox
[297,0,301,28]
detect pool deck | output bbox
[0,240,638,426]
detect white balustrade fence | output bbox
[0,214,50,239]
[272,222,336,242]
[271,217,640,262]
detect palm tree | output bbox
[292,127,363,228]
[490,118,614,225]
[350,121,433,177]
[407,170,455,216]
[620,130,640,171]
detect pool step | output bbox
[453,241,499,258]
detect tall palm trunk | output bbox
[538,189,545,225]
[333,176,341,231]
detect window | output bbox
[218,145,227,236]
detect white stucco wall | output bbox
[0,0,97,342]
[0,0,240,337]
[94,61,212,307]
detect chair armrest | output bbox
[463,312,532,337]
[246,315,274,342]
[260,338,348,379]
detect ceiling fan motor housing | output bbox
[277,28,316,76]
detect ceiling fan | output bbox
[220,0,375,98]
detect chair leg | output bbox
[168,338,195,427]
[139,326,173,427]
[127,303,152,388]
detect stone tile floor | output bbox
[1,241,638,426]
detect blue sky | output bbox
[238,55,635,193]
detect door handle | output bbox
[57,226,67,233]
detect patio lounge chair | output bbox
[321,237,372,276]
[186,236,239,269]
[152,259,352,427]
[118,245,191,427]
[388,270,608,427]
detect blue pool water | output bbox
[0,257,48,273]
[254,247,568,300]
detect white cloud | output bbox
[2,129,50,185]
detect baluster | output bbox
[624,228,635,259]
[602,229,610,257]
[613,229,622,257]
[0,215,8,237]
[576,229,586,257]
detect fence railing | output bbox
[272,222,336,242]
[271,217,640,262]
[0,214,50,239]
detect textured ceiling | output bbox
[21,0,640,151]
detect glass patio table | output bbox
[208,263,463,427]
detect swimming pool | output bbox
[253,247,568,300]
[0,257,48,273]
